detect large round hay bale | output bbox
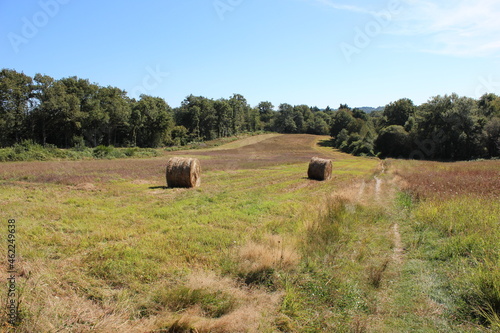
[307,157,332,181]
[166,157,201,188]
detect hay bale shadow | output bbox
[149,186,169,190]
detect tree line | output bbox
[0,69,330,149]
[1,68,499,160]
[331,95,499,160]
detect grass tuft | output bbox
[159,287,236,319]
[367,259,389,289]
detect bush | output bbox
[0,142,158,162]
[92,145,115,158]
[374,125,411,158]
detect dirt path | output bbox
[348,161,408,331]
[392,223,404,265]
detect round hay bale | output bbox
[166,157,201,188]
[307,157,332,181]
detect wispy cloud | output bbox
[311,0,374,15]
[389,0,500,57]
[312,0,500,57]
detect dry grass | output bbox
[238,235,300,274]
[0,134,337,185]
[391,159,500,199]
[153,271,283,333]
[208,133,282,151]
[0,259,155,332]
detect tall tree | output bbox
[276,103,297,133]
[176,95,216,140]
[484,117,500,157]
[229,94,250,134]
[31,73,55,145]
[98,86,131,146]
[478,93,500,118]
[383,98,416,127]
[132,95,173,147]
[258,101,275,124]
[416,94,483,160]
[330,109,355,138]
[34,78,82,147]
[0,69,33,146]
[214,99,232,138]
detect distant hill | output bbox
[324,106,385,113]
[356,106,384,113]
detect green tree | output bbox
[229,94,249,134]
[58,76,103,147]
[35,79,82,147]
[0,69,33,146]
[170,125,189,146]
[375,125,410,158]
[334,128,349,147]
[484,117,500,157]
[307,114,329,135]
[330,109,355,138]
[31,73,54,145]
[293,109,306,133]
[416,94,484,160]
[98,86,131,146]
[258,101,275,124]
[198,97,216,140]
[383,98,416,126]
[176,95,215,140]
[276,103,297,133]
[478,93,500,118]
[247,107,261,132]
[132,95,173,147]
[214,99,232,137]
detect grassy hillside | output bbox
[0,134,498,332]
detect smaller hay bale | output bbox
[166,157,201,188]
[307,157,332,181]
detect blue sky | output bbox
[1,0,499,108]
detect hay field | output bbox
[0,134,498,332]
[0,134,376,332]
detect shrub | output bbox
[375,125,411,158]
[92,145,114,158]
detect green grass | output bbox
[242,193,396,332]
[0,136,380,332]
[1,135,498,332]
[403,196,500,330]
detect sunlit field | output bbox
[0,134,498,332]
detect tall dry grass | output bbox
[392,159,500,199]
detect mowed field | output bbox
[0,134,499,332]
